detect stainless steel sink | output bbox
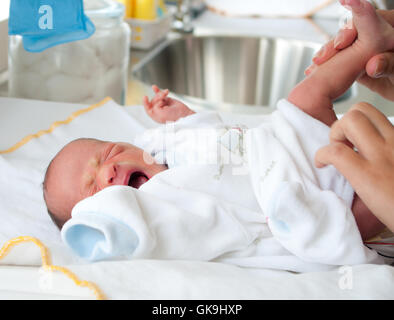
[132,34,354,111]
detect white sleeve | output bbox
[266,181,382,266]
[276,99,354,206]
[61,185,264,262]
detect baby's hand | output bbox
[143,85,195,123]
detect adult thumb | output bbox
[366,52,394,78]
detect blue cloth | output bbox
[8,0,95,52]
[62,211,139,261]
[22,17,95,52]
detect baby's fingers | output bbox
[152,85,169,97]
[153,99,166,110]
[152,85,161,94]
[152,89,170,104]
[143,96,151,108]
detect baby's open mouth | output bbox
[128,171,149,189]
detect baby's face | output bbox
[45,139,167,224]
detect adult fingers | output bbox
[357,73,394,101]
[311,20,356,66]
[312,9,394,66]
[333,24,357,50]
[377,9,394,27]
[328,120,354,149]
[349,102,394,138]
[312,40,339,66]
[315,142,367,188]
[332,16,356,50]
[365,52,394,78]
[330,108,384,160]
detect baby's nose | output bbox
[98,164,117,188]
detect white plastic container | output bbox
[126,12,172,49]
[8,0,131,105]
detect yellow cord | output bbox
[0,236,106,300]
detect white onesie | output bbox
[62,99,382,272]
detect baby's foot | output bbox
[340,0,394,55]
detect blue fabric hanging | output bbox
[8,0,95,52]
[22,18,95,53]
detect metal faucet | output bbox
[172,0,193,33]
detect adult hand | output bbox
[315,102,394,232]
[307,9,394,101]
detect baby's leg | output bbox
[352,194,386,240]
[288,0,394,127]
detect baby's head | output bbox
[43,138,167,229]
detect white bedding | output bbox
[0,97,393,300]
[1,261,394,300]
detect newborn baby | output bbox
[43,137,168,228]
[44,0,393,245]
